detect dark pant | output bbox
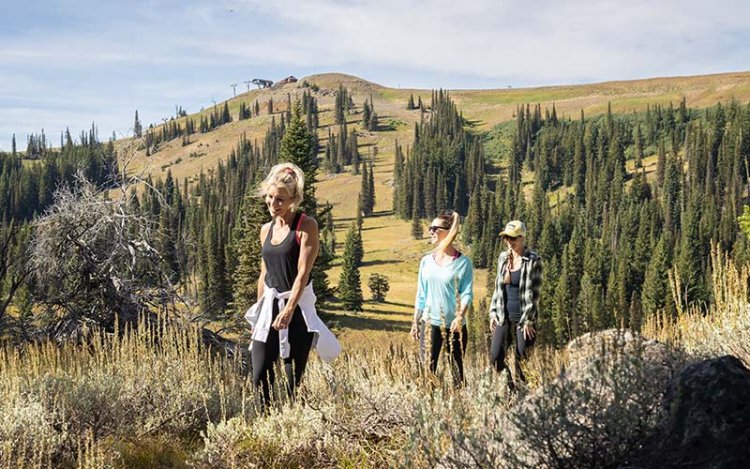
[251,306,314,406]
[490,320,535,386]
[420,323,468,386]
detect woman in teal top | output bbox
[411,210,474,385]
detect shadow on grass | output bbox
[336,211,394,224]
[380,299,413,309]
[360,258,400,267]
[369,210,394,218]
[361,224,393,232]
[325,314,410,333]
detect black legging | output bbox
[490,319,535,386]
[420,323,468,386]
[251,306,314,406]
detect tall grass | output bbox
[1,246,747,467]
[643,245,750,365]
[0,320,252,467]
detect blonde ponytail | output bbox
[436,210,460,252]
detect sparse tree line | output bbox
[323,87,379,174]
[136,90,318,156]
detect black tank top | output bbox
[504,269,522,322]
[262,212,307,292]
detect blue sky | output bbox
[1,0,749,151]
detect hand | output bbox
[272,309,293,330]
[450,316,463,334]
[490,317,498,333]
[410,322,420,341]
[523,324,536,341]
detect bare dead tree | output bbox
[28,172,180,338]
[26,163,244,366]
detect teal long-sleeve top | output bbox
[415,253,474,326]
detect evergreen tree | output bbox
[230,191,270,311]
[279,100,331,297]
[368,273,390,302]
[356,193,364,232]
[339,224,364,311]
[634,123,644,168]
[360,161,372,216]
[629,291,643,332]
[134,110,143,138]
[367,156,376,214]
[335,84,348,124]
[362,99,371,130]
[411,198,423,240]
[222,102,232,124]
[642,235,671,315]
[280,102,317,215]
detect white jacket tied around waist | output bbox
[244,283,341,362]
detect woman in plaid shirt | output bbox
[488,220,542,389]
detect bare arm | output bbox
[272,215,319,329]
[257,222,270,300]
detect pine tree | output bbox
[348,127,359,173]
[230,191,270,311]
[360,162,372,216]
[134,110,143,138]
[280,101,331,297]
[642,235,671,316]
[335,84,347,124]
[280,101,317,215]
[368,273,390,302]
[323,206,336,256]
[411,201,423,240]
[222,102,232,124]
[356,193,364,232]
[362,100,371,130]
[634,123,644,168]
[367,156,376,214]
[629,291,643,332]
[339,224,364,311]
[411,182,423,239]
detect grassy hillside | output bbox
[118,70,750,346]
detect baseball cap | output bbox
[499,220,527,238]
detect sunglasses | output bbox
[503,235,520,241]
[428,225,448,233]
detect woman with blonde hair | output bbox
[488,220,542,390]
[410,210,474,385]
[245,162,340,406]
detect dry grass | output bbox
[0,245,747,467]
[643,245,750,365]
